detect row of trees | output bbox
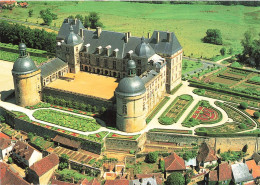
[42,95,107,114]
[68,12,103,29]
[0,20,56,53]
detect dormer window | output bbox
[106,45,111,56]
[96,46,102,55]
[127,50,133,58]
[113,48,119,58]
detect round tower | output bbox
[12,43,42,107]
[115,60,147,133]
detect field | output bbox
[33,109,101,132]
[2,2,260,59]
[182,59,202,74]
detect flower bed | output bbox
[159,94,193,125]
[149,128,192,135]
[107,133,140,140]
[12,111,31,122]
[182,100,222,128]
[32,109,101,132]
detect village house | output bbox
[0,162,30,185]
[197,142,218,168]
[135,173,163,185]
[53,135,81,151]
[103,161,125,180]
[51,176,101,185]
[0,137,15,160]
[246,160,260,179]
[164,152,186,175]
[27,153,59,185]
[11,140,42,167]
[130,177,158,185]
[231,163,254,184]
[206,162,232,184]
[104,179,129,185]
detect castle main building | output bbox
[12,18,183,133]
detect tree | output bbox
[220,47,226,56]
[40,8,58,26]
[165,172,185,185]
[75,14,84,23]
[242,144,248,153]
[229,48,233,55]
[0,115,5,123]
[253,111,260,119]
[100,107,106,114]
[84,16,91,28]
[92,106,97,113]
[239,102,248,109]
[27,132,34,140]
[203,29,223,45]
[28,10,33,17]
[42,13,53,26]
[145,152,158,163]
[59,154,69,170]
[68,15,75,19]
[159,159,165,172]
[239,123,246,129]
[89,12,103,29]
[8,157,13,164]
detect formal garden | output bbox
[159,94,193,125]
[149,128,192,135]
[28,133,54,151]
[32,109,101,132]
[182,100,222,128]
[195,102,256,135]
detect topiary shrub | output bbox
[159,117,174,125]
[253,111,260,119]
[239,102,248,109]
[239,123,246,129]
[129,150,135,154]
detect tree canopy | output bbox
[145,152,158,163]
[203,29,223,45]
[165,172,185,185]
[40,8,58,26]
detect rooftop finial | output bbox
[18,43,27,57]
[141,36,145,43]
[70,25,74,32]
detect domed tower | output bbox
[56,25,83,74]
[115,60,147,133]
[12,43,41,107]
[135,36,155,58]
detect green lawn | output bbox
[182,59,203,74]
[56,169,93,183]
[2,2,260,59]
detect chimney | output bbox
[156,31,160,43]
[64,18,69,23]
[97,46,102,55]
[125,33,128,43]
[73,19,77,25]
[128,32,131,38]
[57,42,61,46]
[148,32,150,39]
[80,28,84,39]
[85,44,90,53]
[96,27,102,38]
[113,48,119,58]
[167,32,171,42]
[61,40,64,43]
[127,50,133,58]
[106,45,111,56]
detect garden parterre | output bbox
[33,109,101,132]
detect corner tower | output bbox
[115,60,147,133]
[12,43,41,107]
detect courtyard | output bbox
[47,71,118,100]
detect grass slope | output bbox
[2,2,260,58]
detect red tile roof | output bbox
[164,153,186,171]
[51,178,75,185]
[0,162,30,185]
[209,170,218,181]
[104,179,129,185]
[0,132,10,139]
[0,137,12,150]
[136,173,163,185]
[30,153,59,177]
[12,140,37,161]
[87,178,100,185]
[81,178,89,185]
[246,160,260,179]
[197,142,217,163]
[218,163,232,181]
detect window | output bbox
[76,47,78,52]
[96,57,100,66]
[123,104,127,114]
[66,47,69,52]
[137,69,141,76]
[113,61,116,69]
[137,60,141,65]
[104,59,108,68]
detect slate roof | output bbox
[53,135,81,149]
[130,177,157,185]
[29,153,59,177]
[41,58,67,78]
[141,70,158,85]
[0,162,30,185]
[104,179,129,185]
[57,18,85,41]
[251,152,260,164]
[231,163,254,183]
[12,140,38,161]
[164,153,186,171]
[0,137,12,150]
[246,160,260,179]
[57,19,182,59]
[136,173,163,185]
[197,142,217,163]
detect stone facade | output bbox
[13,69,41,107]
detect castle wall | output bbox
[13,69,41,107]
[42,87,115,110]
